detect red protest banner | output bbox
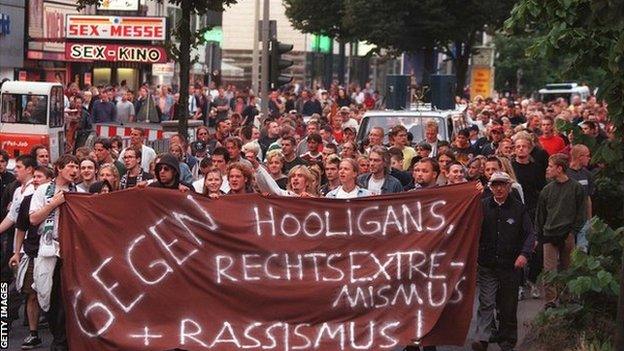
[59,182,482,350]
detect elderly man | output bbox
[473,172,535,351]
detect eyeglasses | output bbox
[159,165,173,172]
[123,155,136,159]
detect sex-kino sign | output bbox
[65,43,168,63]
[65,15,166,41]
[60,182,483,350]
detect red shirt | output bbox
[539,134,566,155]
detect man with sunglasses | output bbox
[149,153,193,191]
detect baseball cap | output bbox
[191,141,207,154]
[339,106,350,113]
[343,126,356,133]
[489,172,511,184]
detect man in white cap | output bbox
[473,172,536,351]
[339,106,359,131]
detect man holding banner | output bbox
[29,155,79,351]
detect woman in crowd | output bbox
[447,161,467,184]
[98,163,120,191]
[326,158,371,198]
[202,168,225,198]
[264,150,288,190]
[436,150,456,186]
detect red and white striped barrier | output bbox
[95,124,165,141]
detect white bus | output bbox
[1,81,66,166]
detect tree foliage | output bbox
[506,0,624,178]
[283,0,514,94]
[493,33,606,96]
[76,0,237,137]
[532,218,622,350]
[284,0,352,41]
[344,0,515,94]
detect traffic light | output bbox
[269,39,293,89]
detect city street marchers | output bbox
[1,0,621,349]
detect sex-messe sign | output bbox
[65,42,168,63]
[65,15,166,41]
[60,182,482,350]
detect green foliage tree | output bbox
[507,1,624,348]
[284,0,351,40]
[505,0,624,178]
[343,0,515,95]
[533,218,623,350]
[493,33,606,96]
[76,0,237,137]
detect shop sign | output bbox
[66,15,166,41]
[97,0,140,11]
[65,43,168,63]
[152,62,175,76]
[43,2,77,52]
[469,66,493,100]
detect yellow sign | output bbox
[470,66,493,100]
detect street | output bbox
[6,297,543,350]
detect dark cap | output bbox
[191,141,207,153]
[416,142,432,151]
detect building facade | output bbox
[0,0,25,81]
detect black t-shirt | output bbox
[16,195,39,258]
[123,171,154,189]
[512,160,546,216]
[282,156,306,175]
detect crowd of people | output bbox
[0,78,614,351]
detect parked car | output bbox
[538,83,590,103]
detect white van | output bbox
[1,81,66,165]
[538,83,591,103]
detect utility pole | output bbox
[251,0,260,95]
[260,0,270,119]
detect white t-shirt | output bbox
[7,180,35,223]
[192,177,204,193]
[334,186,359,199]
[367,176,384,195]
[29,182,70,239]
[194,175,230,194]
[118,144,156,172]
